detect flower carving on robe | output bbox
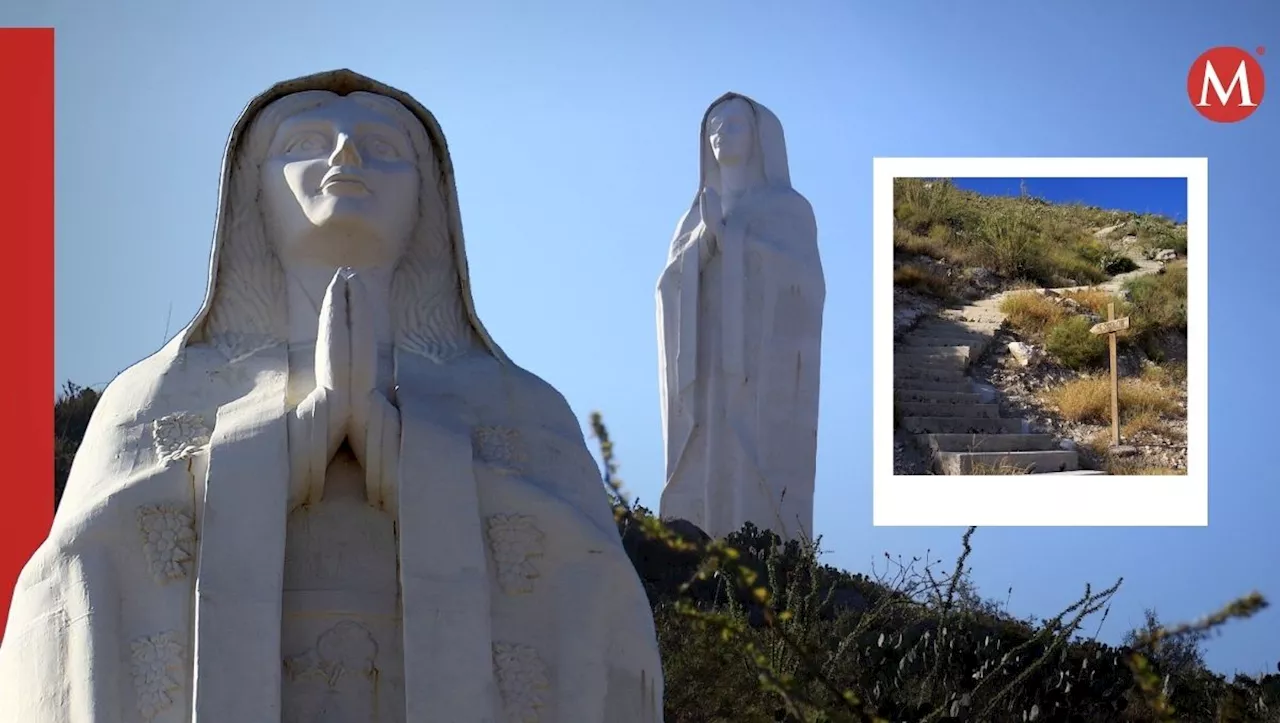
[152,411,212,463]
[137,504,196,582]
[473,425,527,473]
[493,642,550,723]
[487,513,544,595]
[130,631,184,721]
[282,622,379,722]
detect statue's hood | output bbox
[666,92,795,257]
[174,68,506,362]
[696,92,792,196]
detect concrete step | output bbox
[915,320,1003,335]
[894,366,970,383]
[896,353,962,365]
[901,416,1024,435]
[922,433,1060,453]
[892,379,974,394]
[897,345,972,359]
[935,450,1080,475]
[941,308,1006,322]
[895,350,971,370]
[896,390,983,405]
[900,333,994,347]
[899,402,1001,419]
[939,316,1005,327]
[910,336,997,361]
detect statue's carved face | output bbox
[261,96,420,269]
[707,98,754,168]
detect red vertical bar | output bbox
[0,27,55,637]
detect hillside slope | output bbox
[892,180,1189,475]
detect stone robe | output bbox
[0,70,663,723]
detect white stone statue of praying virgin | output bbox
[656,93,825,542]
[0,70,663,723]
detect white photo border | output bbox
[873,158,1208,526]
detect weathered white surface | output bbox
[656,93,825,541]
[1,70,662,723]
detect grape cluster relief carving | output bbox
[473,425,527,473]
[130,631,184,721]
[493,642,550,723]
[152,412,212,464]
[487,513,544,595]
[137,504,196,582]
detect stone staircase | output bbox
[894,296,1105,476]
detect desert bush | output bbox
[1140,362,1187,387]
[1133,216,1189,257]
[1126,263,1188,359]
[1044,315,1109,370]
[1100,249,1140,275]
[1062,287,1123,316]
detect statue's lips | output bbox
[321,172,369,194]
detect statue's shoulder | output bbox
[757,186,814,218]
[91,342,254,427]
[444,350,581,435]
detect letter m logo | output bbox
[1188,47,1266,123]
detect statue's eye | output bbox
[364,137,400,161]
[284,132,330,155]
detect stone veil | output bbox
[0,70,663,723]
[656,92,825,542]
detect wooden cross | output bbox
[1089,303,1131,446]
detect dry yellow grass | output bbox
[1121,409,1168,438]
[969,461,1032,475]
[1061,287,1121,316]
[999,291,1067,333]
[1107,458,1185,476]
[1140,362,1187,387]
[1041,376,1181,425]
[894,263,953,299]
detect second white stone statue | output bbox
[0,70,663,723]
[656,93,825,542]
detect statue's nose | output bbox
[329,133,363,167]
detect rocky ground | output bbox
[971,331,1188,473]
[892,428,931,475]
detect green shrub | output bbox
[892,179,1172,290]
[1125,262,1188,360]
[1045,315,1108,370]
[1133,216,1189,257]
[1099,250,1139,275]
[1127,263,1188,333]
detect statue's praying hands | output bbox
[291,268,400,509]
[698,185,724,258]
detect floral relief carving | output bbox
[282,621,380,722]
[493,641,550,723]
[138,504,196,582]
[487,514,544,595]
[472,425,526,472]
[152,412,212,463]
[130,630,184,721]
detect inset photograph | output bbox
[873,159,1207,526]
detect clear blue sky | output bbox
[8,0,1278,677]
[951,178,1190,222]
